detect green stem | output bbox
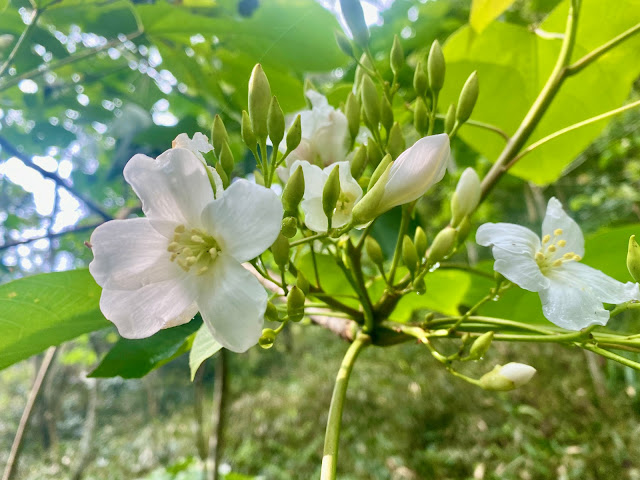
[289,232,328,247]
[388,206,411,285]
[610,301,640,318]
[436,114,510,141]
[583,344,640,372]
[321,333,371,480]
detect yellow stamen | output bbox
[548,245,557,253]
[554,228,563,236]
[542,234,551,244]
[552,259,563,267]
[557,240,566,247]
[535,252,545,262]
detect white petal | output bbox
[89,218,181,290]
[490,246,549,292]
[172,132,214,156]
[306,90,329,109]
[453,167,481,217]
[333,161,363,202]
[301,196,329,233]
[200,179,283,262]
[196,254,266,353]
[291,159,325,198]
[499,363,536,387]
[381,134,450,209]
[541,197,584,257]
[311,110,349,167]
[554,262,640,304]
[100,275,198,339]
[476,222,541,254]
[124,148,215,227]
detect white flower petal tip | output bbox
[479,362,536,391]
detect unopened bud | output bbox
[282,165,305,215]
[350,145,368,179]
[339,0,369,49]
[479,363,536,391]
[456,71,478,124]
[628,235,640,282]
[242,110,257,151]
[215,162,229,189]
[211,114,229,158]
[271,233,290,270]
[413,61,428,97]
[368,153,392,191]
[265,302,280,323]
[444,104,456,135]
[345,92,361,142]
[381,96,394,134]
[220,141,234,179]
[427,226,457,263]
[361,75,380,129]
[287,286,306,322]
[281,216,298,238]
[451,167,481,226]
[323,166,342,228]
[413,277,426,294]
[286,114,302,152]
[387,122,405,159]
[259,328,276,349]
[296,270,310,295]
[354,53,372,91]
[414,226,427,258]
[468,331,493,360]
[390,35,404,77]
[402,235,419,274]
[335,29,354,58]
[351,164,391,226]
[414,97,429,135]
[268,96,285,149]
[366,140,383,167]
[427,40,445,93]
[248,64,272,141]
[365,236,384,265]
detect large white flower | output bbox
[291,159,362,233]
[476,197,640,330]
[89,145,282,352]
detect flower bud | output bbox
[282,165,305,215]
[271,233,290,270]
[287,286,306,322]
[413,61,428,98]
[427,226,457,263]
[628,235,640,282]
[456,71,478,124]
[368,153,392,191]
[335,29,354,58]
[265,302,280,323]
[323,166,342,228]
[414,226,427,259]
[365,236,384,266]
[390,34,404,77]
[345,92,361,142]
[361,75,380,129]
[350,145,368,179]
[286,114,302,152]
[381,96,394,134]
[451,167,481,226]
[211,114,229,158]
[296,270,310,295]
[242,110,257,151]
[215,161,229,189]
[387,122,405,159]
[427,40,445,93]
[281,216,298,238]
[413,277,426,294]
[220,141,234,179]
[467,331,493,361]
[444,104,456,135]
[366,139,383,167]
[339,0,369,50]
[414,97,429,136]
[354,53,372,91]
[248,64,272,142]
[258,328,276,349]
[479,363,536,391]
[402,235,419,274]
[268,96,285,149]
[351,164,391,226]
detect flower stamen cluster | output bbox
[535,228,581,274]
[167,225,221,275]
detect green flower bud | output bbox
[451,167,481,226]
[414,97,429,135]
[345,92,361,142]
[413,277,426,295]
[296,270,310,295]
[339,0,369,50]
[281,216,298,238]
[248,64,272,141]
[479,363,536,391]
[628,235,640,282]
[323,166,342,228]
[361,75,380,129]
[366,139,383,167]
[414,226,427,259]
[350,145,368,179]
[242,110,257,151]
[282,165,305,215]
[335,29,354,58]
[211,114,229,158]
[354,53,372,91]
[427,226,457,263]
[265,302,280,323]
[444,104,456,135]
[390,34,404,77]
[286,114,302,152]
[456,71,479,124]
[268,96,285,149]
[402,235,419,274]
[365,236,384,265]
[427,39,445,93]
[387,122,405,159]
[413,60,428,98]
[358,176,370,190]
[287,285,306,322]
[259,328,276,349]
[368,153,392,191]
[351,164,391,226]
[215,161,229,189]
[220,141,234,179]
[467,331,494,361]
[381,96,394,134]
[271,233,290,270]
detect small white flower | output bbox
[291,159,362,233]
[90,145,282,352]
[479,362,537,391]
[477,197,640,330]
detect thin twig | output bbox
[435,114,510,141]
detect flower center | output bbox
[167,225,220,275]
[336,191,356,214]
[534,228,581,275]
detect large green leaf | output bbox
[441,0,640,185]
[469,0,516,33]
[0,269,109,370]
[189,324,222,381]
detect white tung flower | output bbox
[89,145,282,352]
[291,159,362,233]
[477,197,640,330]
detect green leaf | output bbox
[0,269,109,370]
[469,0,516,33]
[90,317,202,379]
[441,0,640,185]
[189,324,222,381]
[0,0,9,14]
